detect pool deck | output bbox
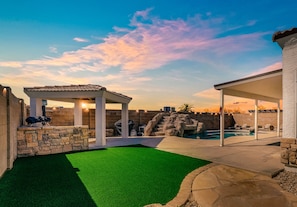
[155,133,283,176]
[90,132,297,207]
[91,131,283,176]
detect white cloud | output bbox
[193,88,219,99]
[49,46,58,53]
[73,37,89,42]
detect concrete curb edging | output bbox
[165,163,217,207]
[144,163,217,207]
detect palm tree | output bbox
[178,103,193,113]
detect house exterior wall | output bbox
[282,35,297,138]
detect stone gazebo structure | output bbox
[24,84,132,146]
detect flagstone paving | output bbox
[192,164,297,207]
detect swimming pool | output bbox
[185,129,254,140]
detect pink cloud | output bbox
[0,9,269,75]
[130,8,153,26]
[94,12,266,72]
[247,62,282,77]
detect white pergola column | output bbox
[220,90,225,147]
[121,103,129,138]
[74,99,83,126]
[30,98,42,117]
[277,101,281,137]
[254,100,258,140]
[95,96,106,146]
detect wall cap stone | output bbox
[18,125,89,131]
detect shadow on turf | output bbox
[0,154,97,207]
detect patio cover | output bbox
[214,69,282,146]
[24,84,132,146]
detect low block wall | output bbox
[233,112,282,129]
[281,138,297,166]
[17,126,89,157]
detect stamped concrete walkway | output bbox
[90,132,297,207]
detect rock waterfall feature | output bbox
[144,112,204,137]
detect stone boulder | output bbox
[144,113,165,136]
[196,122,206,134]
[165,112,198,137]
[144,112,199,137]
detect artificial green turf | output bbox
[0,145,210,207]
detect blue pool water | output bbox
[185,130,254,140]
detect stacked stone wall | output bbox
[281,138,297,166]
[17,126,89,157]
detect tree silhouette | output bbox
[178,103,193,113]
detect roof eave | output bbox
[214,69,282,90]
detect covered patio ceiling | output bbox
[214,69,282,103]
[214,69,282,146]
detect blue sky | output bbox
[0,0,295,111]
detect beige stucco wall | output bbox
[0,86,24,177]
[0,86,8,177]
[7,90,24,168]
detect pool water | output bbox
[185,130,254,140]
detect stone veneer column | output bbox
[95,96,106,146]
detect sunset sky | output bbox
[0,1,295,112]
